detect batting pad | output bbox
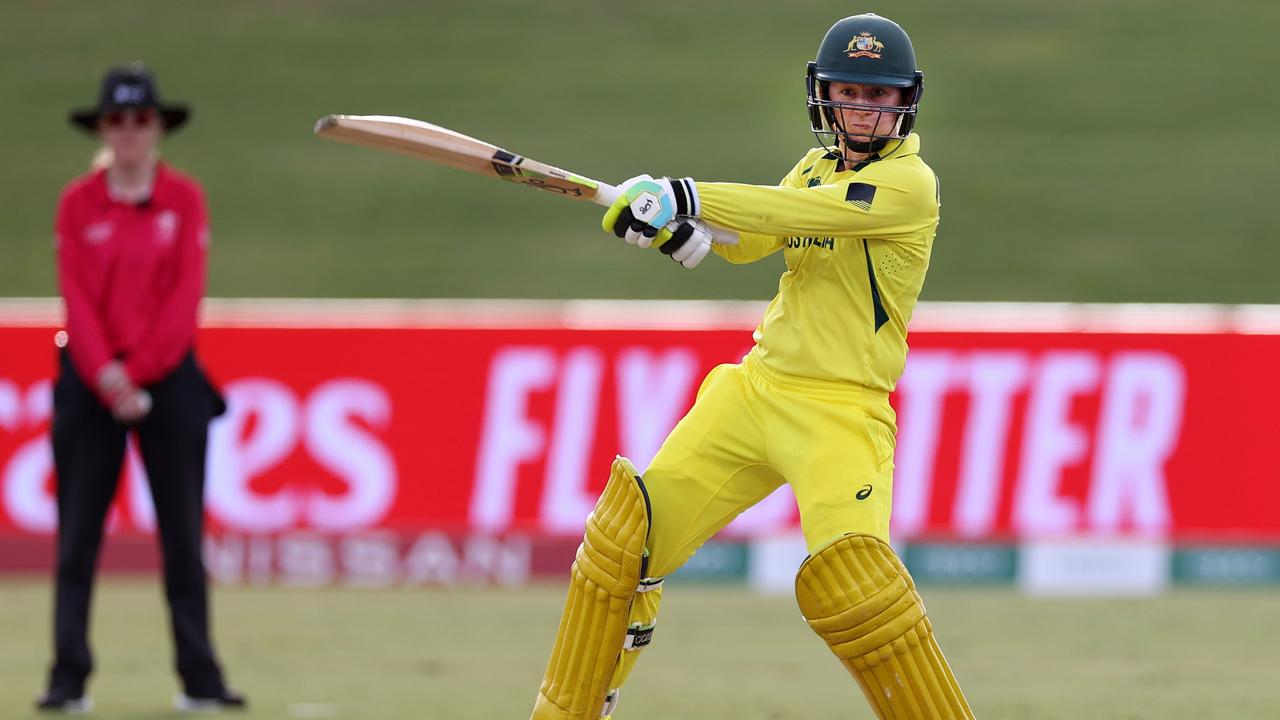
[795,534,974,720]
[531,456,650,720]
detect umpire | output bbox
[37,64,244,713]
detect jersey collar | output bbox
[832,133,920,173]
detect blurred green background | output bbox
[1,0,1275,302]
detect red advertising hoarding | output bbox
[2,300,1278,572]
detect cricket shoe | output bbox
[174,688,248,712]
[34,691,92,714]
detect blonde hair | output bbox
[91,146,114,170]
[89,145,160,171]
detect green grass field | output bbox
[2,1,1277,303]
[2,580,1277,719]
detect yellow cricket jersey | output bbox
[697,133,939,392]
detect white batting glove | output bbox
[658,217,715,268]
[603,174,700,247]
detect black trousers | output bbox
[47,349,228,697]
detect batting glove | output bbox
[657,217,715,268]
[603,175,700,248]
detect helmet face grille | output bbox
[805,62,922,162]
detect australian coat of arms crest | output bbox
[846,32,885,59]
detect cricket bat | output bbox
[313,114,736,243]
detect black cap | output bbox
[69,63,190,134]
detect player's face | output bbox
[98,108,161,167]
[827,82,904,142]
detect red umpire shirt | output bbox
[54,162,208,398]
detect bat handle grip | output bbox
[594,182,622,208]
[593,182,740,246]
[702,223,739,247]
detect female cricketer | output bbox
[528,13,975,720]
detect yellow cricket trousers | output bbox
[643,353,898,576]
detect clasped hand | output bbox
[96,361,153,424]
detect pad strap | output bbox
[600,690,620,718]
[636,577,664,593]
[621,622,656,651]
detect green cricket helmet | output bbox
[806,13,924,158]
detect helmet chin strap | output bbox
[844,137,891,155]
[814,88,911,165]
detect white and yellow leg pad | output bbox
[795,534,975,720]
[531,457,651,720]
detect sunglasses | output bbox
[102,107,158,129]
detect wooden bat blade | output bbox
[315,115,498,172]
[315,114,610,203]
